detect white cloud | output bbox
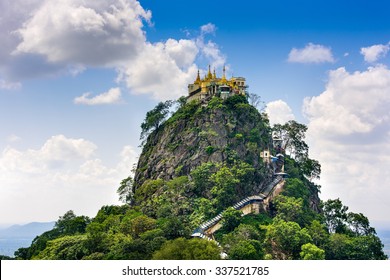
[200,23,216,35]
[2,1,226,101]
[0,0,151,81]
[117,23,226,100]
[0,135,97,173]
[303,66,390,136]
[117,41,198,100]
[303,65,390,224]
[0,135,139,224]
[74,87,122,105]
[360,43,390,63]
[13,0,151,66]
[0,0,43,61]
[265,100,295,126]
[164,39,199,69]
[196,23,226,70]
[288,43,335,64]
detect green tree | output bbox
[322,199,349,233]
[224,94,248,109]
[265,219,312,259]
[349,235,387,260]
[273,195,305,225]
[229,240,262,260]
[14,228,62,259]
[247,93,265,111]
[306,220,329,248]
[152,238,221,260]
[209,161,255,211]
[221,207,242,232]
[35,235,88,260]
[158,216,190,239]
[272,120,308,160]
[220,224,264,258]
[210,166,239,210]
[282,178,310,202]
[117,176,134,204]
[103,233,135,260]
[347,212,375,236]
[139,229,167,252]
[134,179,164,207]
[0,255,13,260]
[325,233,351,259]
[129,215,157,238]
[175,96,188,109]
[190,198,216,226]
[300,158,321,181]
[191,163,215,196]
[14,247,29,259]
[300,243,325,260]
[140,100,173,141]
[325,231,386,260]
[55,210,90,235]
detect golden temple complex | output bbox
[187,66,247,102]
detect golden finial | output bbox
[221,65,227,83]
[195,70,201,84]
[207,65,213,80]
[213,68,217,79]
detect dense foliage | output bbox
[14,96,387,260]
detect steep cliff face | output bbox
[133,96,322,218]
[134,97,272,194]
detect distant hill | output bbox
[0,222,55,257]
[0,222,55,239]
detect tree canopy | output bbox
[13,100,386,261]
[140,100,173,141]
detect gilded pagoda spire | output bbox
[194,70,201,84]
[206,65,213,80]
[221,65,227,84]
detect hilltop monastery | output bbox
[187,66,247,102]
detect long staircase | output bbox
[191,175,284,240]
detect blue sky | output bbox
[1,0,390,230]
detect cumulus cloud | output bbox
[2,2,226,100]
[0,0,42,61]
[288,43,335,64]
[74,87,122,105]
[303,66,390,136]
[13,0,151,66]
[0,135,138,224]
[117,40,198,100]
[265,100,295,126]
[0,135,97,173]
[118,23,225,100]
[303,65,390,224]
[164,39,199,69]
[360,43,390,63]
[0,0,151,81]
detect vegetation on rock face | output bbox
[14,95,387,260]
[140,100,173,142]
[133,95,271,194]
